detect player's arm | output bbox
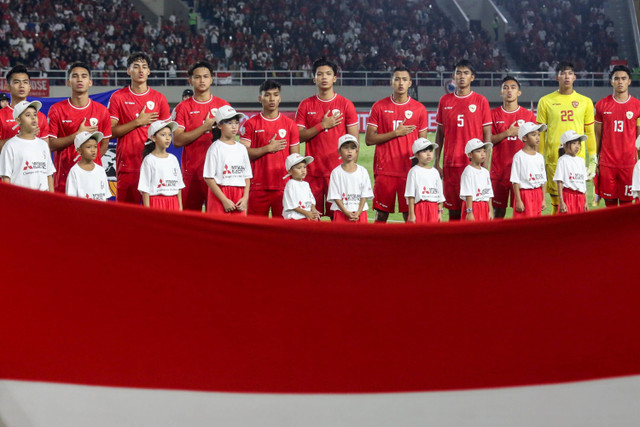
[491,121,518,144]
[173,112,216,147]
[536,100,547,155]
[594,121,602,155]
[298,110,343,142]
[111,106,158,138]
[483,124,492,143]
[247,134,287,161]
[365,120,417,146]
[347,124,359,139]
[49,119,100,152]
[434,124,444,176]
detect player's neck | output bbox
[193,90,211,102]
[613,91,630,102]
[70,92,90,108]
[10,96,26,107]
[455,87,472,96]
[502,100,519,111]
[78,158,96,170]
[392,92,409,103]
[261,109,279,119]
[316,87,335,100]
[130,81,148,93]
[558,86,574,95]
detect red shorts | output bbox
[308,175,332,217]
[116,170,141,204]
[560,188,586,214]
[597,165,634,201]
[247,189,284,217]
[207,185,245,215]
[149,195,180,211]
[443,166,466,210]
[512,187,543,218]
[373,175,408,213]
[491,179,512,208]
[461,200,490,221]
[182,172,208,212]
[414,201,439,223]
[332,210,368,223]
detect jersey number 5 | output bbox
[560,110,574,121]
[457,114,464,127]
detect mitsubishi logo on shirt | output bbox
[422,186,429,195]
[23,161,33,171]
[223,164,231,175]
[157,179,167,188]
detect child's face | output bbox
[523,130,540,148]
[339,141,358,162]
[564,140,581,156]
[218,119,240,138]
[416,148,434,165]
[289,162,307,180]
[78,139,98,161]
[469,147,486,164]
[152,127,173,149]
[16,107,38,133]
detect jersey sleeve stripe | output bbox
[346,122,359,127]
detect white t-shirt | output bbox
[510,150,547,189]
[138,153,185,196]
[327,164,373,212]
[460,165,494,202]
[0,135,55,191]
[553,154,587,193]
[282,179,316,220]
[405,165,445,203]
[631,160,640,198]
[203,140,252,187]
[66,163,110,201]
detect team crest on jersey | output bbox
[147,101,155,110]
[572,101,579,108]
[332,109,341,117]
[90,117,98,127]
[626,111,634,119]
[405,110,413,119]
[211,108,218,117]
[517,119,525,126]
[469,104,477,113]
[278,128,287,138]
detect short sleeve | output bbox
[459,168,474,198]
[137,157,151,193]
[404,168,417,198]
[344,99,358,128]
[65,168,78,196]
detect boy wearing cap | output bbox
[108,52,170,204]
[241,80,300,218]
[460,138,494,221]
[0,100,55,191]
[48,62,112,193]
[296,57,359,218]
[173,61,229,211]
[203,106,252,214]
[0,65,50,152]
[490,76,536,218]
[366,66,429,223]
[405,137,445,223]
[554,130,589,214]
[282,153,320,220]
[327,134,373,223]
[434,60,492,221]
[510,122,548,217]
[66,131,110,201]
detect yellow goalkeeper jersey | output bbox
[536,90,595,164]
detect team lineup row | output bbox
[1,52,639,222]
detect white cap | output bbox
[337,134,359,150]
[215,105,245,123]
[560,129,587,146]
[13,100,42,120]
[74,131,104,150]
[411,137,438,158]
[147,120,179,139]
[517,122,547,141]
[283,153,314,179]
[635,135,640,150]
[464,138,492,155]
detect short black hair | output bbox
[312,57,338,76]
[609,64,632,80]
[454,59,475,76]
[6,65,30,83]
[127,52,152,68]
[501,75,520,89]
[259,79,281,93]
[188,61,214,77]
[67,62,92,78]
[182,88,194,97]
[556,61,575,74]
[392,66,412,79]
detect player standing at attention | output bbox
[434,60,492,220]
[0,65,49,152]
[240,80,300,217]
[296,57,358,218]
[48,62,112,193]
[536,61,596,214]
[594,64,640,207]
[490,76,536,218]
[173,61,229,211]
[366,66,428,223]
[108,52,170,204]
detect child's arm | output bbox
[293,207,319,220]
[47,175,54,192]
[541,183,547,212]
[310,204,321,220]
[333,199,352,219]
[488,198,494,220]
[141,192,150,207]
[556,181,567,213]
[1,176,9,183]
[438,204,443,222]
[407,197,416,223]
[177,189,183,211]
[354,197,367,221]
[513,183,524,212]
[235,178,250,211]
[465,195,474,221]
[205,177,236,212]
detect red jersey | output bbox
[0,105,49,140]
[239,113,300,190]
[368,95,428,177]
[490,106,536,182]
[48,98,112,190]
[295,93,357,177]
[594,94,640,168]
[173,94,229,175]
[435,91,491,167]
[108,86,170,172]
